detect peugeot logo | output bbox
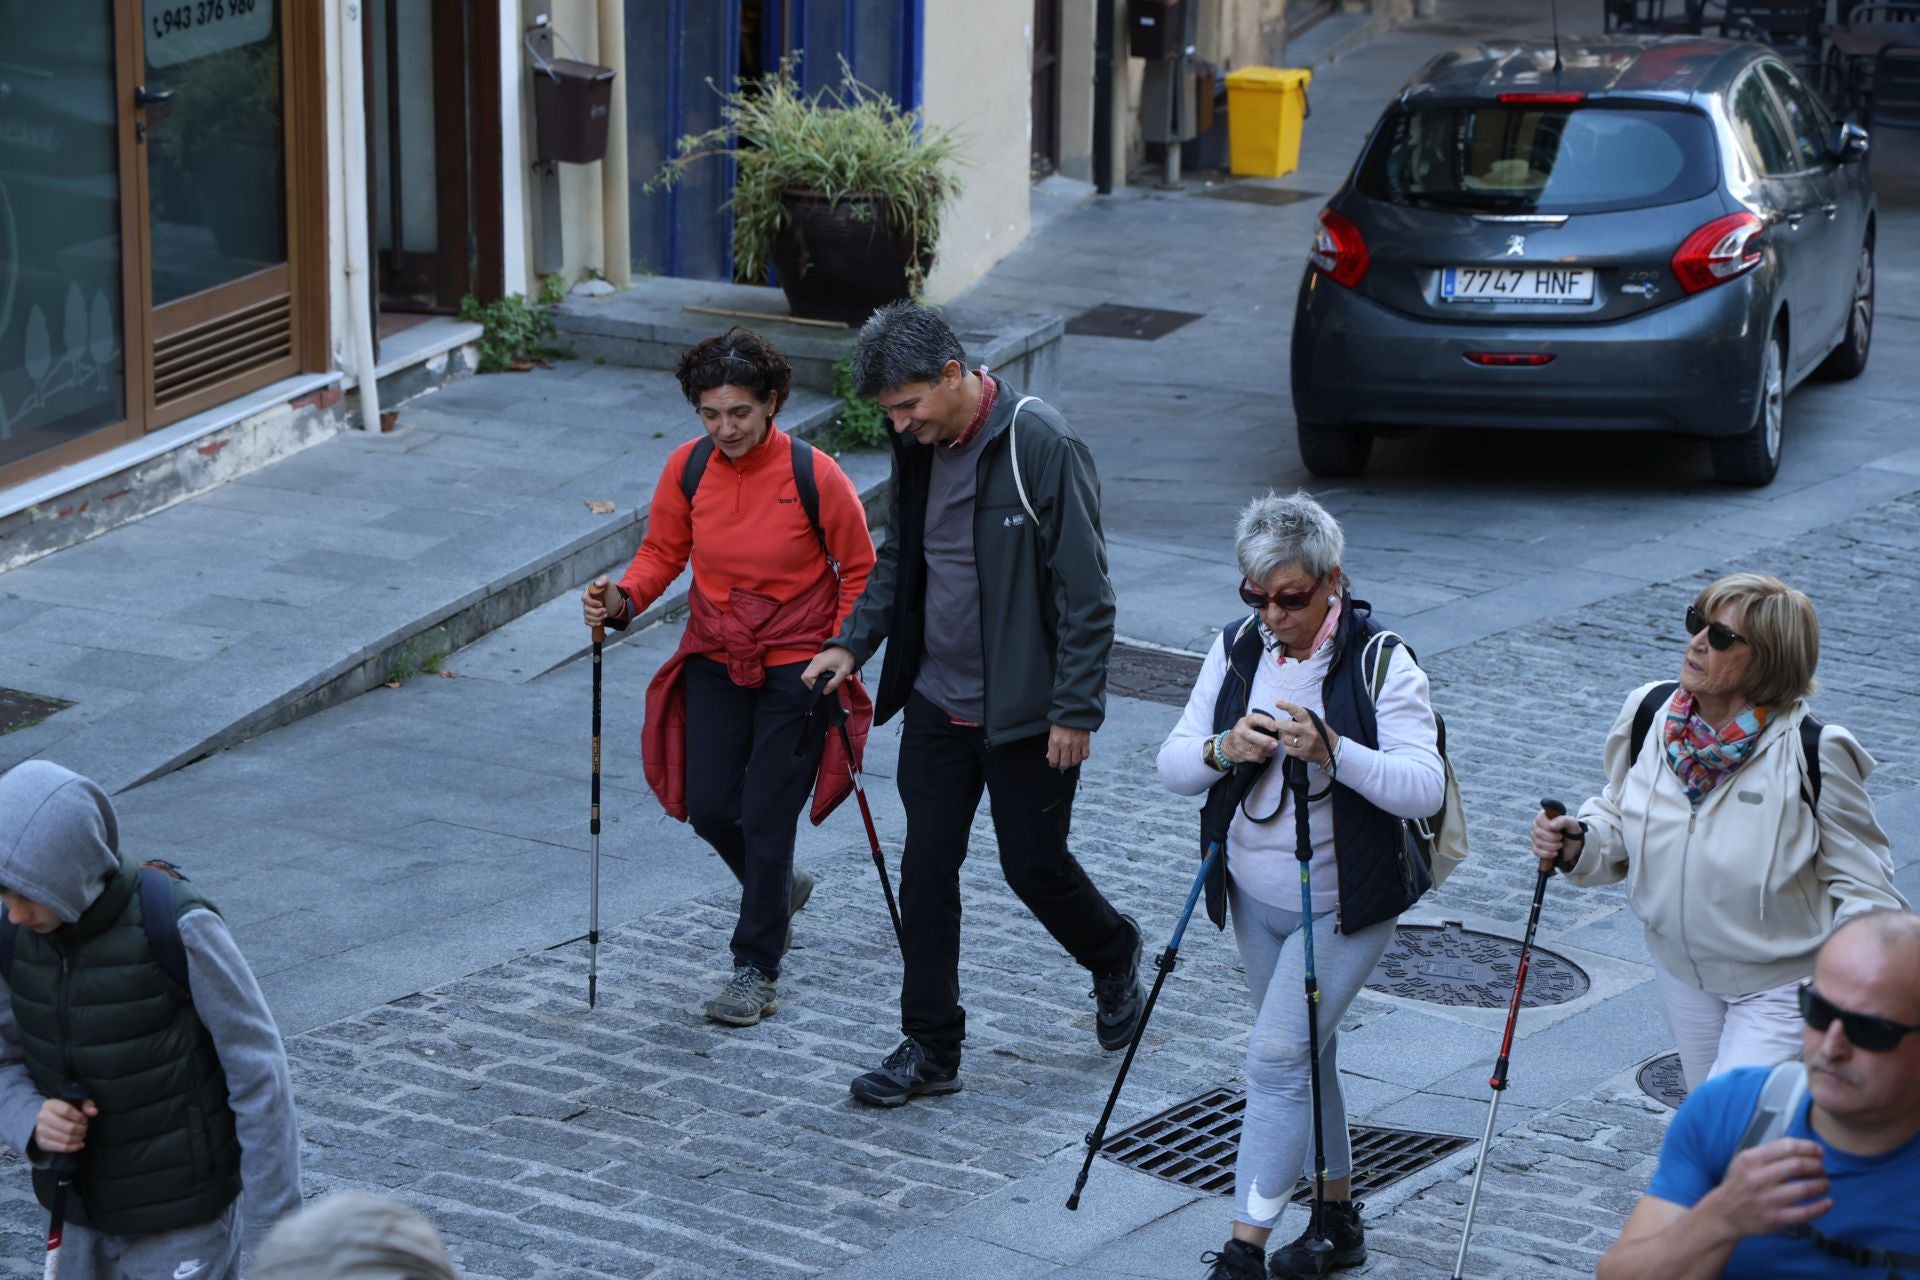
[1505,235,1527,258]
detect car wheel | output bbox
[1815,238,1872,381]
[1298,419,1373,478]
[1710,326,1785,487]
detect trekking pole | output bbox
[587,599,606,1009]
[1449,798,1560,1280]
[799,682,905,952]
[42,1083,84,1280]
[1066,843,1221,1211]
[1284,712,1336,1275]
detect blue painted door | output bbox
[625,1,739,280]
[626,1,921,282]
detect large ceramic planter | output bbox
[769,189,932,326]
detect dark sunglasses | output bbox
[1799,983,1920,1053]
[1685,604,1749,652]
[1240,578,1323,612]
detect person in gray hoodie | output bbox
[0,761,301,1279]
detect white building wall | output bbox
[920,0,1034,302]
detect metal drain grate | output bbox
[1066,303,1204,341]
[0,689,73,736]
[1637,1053,1689,1110]
[1197,185,1322,208]
[1107,642,1205,706]
[1102,1086,1471,1200]
[1366,921,1590,1009]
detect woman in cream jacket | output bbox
[1532,573,1906,1091]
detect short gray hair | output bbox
[1235,490,1345,584]
[851,301,967,397]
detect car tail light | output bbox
[1671,212,1766,294]
[1464,352,1555,366]
[1497,91,1586,103]
[1310,208,1369,288]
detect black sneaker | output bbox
[1092,914,1144,1051]
[848,1038,962,1107]
[1202,1239,1266,1280]
[1268,1200,1365,1279]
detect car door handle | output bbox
[1784,211,1805,229]
[1822,203,1839,220]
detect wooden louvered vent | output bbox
[152,293,294,410]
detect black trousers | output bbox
[682,656,823,977]
[896,691,1133,1060]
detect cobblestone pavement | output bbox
[0,494,1908,1277]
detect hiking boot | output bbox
[704,967,778,1027]
[1202,1239,1266,1280]
[786,868,815,949]
[1268,1200,1365,1279]
[1092,914,1145,1051]
[848,1038,962,1107]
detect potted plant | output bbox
[650,58,965,325]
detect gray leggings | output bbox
[1229,881,1397,1229]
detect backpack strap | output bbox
[787,438,836,574]
[1007,396,1042,527]
[680,436,716,504]
[1799,715,1824,810]
[1736,1059,1809,1152]
[1629,681,1682,770]
[137,862,191,993]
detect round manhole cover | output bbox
[1365,921,1589,1009]
[1638,1053,1689,1110]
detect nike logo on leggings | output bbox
[1246,1178,1289,1224]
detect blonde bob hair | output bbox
[1693,573,1819,708]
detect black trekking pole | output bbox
[799,682,905,952]
[587,608,605,1009]
[1449,798,1560,1280]
[42,1083,84,1280]
[1066,843,1221,1211]
[1284,715,1337,1277]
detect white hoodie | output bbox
[1566,682,1907,994]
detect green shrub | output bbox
[458,289,570,373]
[830,357,890,451]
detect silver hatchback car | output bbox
[1290,37,1875,486]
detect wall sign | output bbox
[145,0,273,69]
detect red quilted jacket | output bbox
[642,571,872,824]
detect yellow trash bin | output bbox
[1226,67,1312,178]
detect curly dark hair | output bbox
[674,327,793,414]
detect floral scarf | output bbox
[1663,687,1771,805]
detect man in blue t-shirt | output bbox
[1598,910,1920,1279]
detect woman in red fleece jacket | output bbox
[582,328,876,1026]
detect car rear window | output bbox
[1356,103,1717,214]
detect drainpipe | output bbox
[337,0,381,431]
[597,0,630,287]
[1093,0,1115,193]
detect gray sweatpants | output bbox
[52,1200,240,1280]
[1229,882,1397,1229]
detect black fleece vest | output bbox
[1197,600,1429,933]
[10,857,241,1235]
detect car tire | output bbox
[1298,420,1373,478]
[1710,326,1785,487]
[1815,237,1872,382]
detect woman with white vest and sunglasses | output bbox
[1533,572,1906,1092]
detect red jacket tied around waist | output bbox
[642,576,873,823]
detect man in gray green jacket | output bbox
[0,761,301,1278]
[803,302,1143,1106]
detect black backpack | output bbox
[0,861,192,992]
[1629,681,1823,808]
[681,435,837,574]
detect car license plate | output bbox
[1441,266,1594,304]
